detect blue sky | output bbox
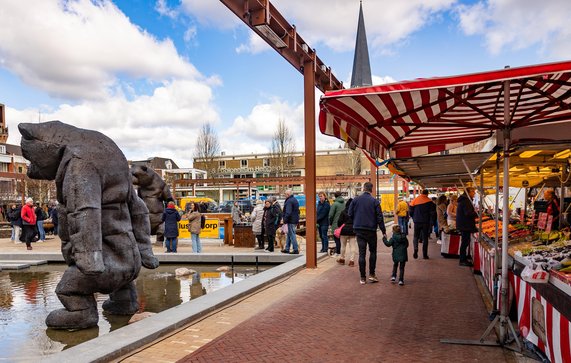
[1,0,570,167]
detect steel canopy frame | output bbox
[319,60,571,348]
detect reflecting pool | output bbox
[0,263,266,361]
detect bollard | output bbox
[255,256,259,272]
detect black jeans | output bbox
[413,223,430,257]
[355,229,378,279]
[256,234,264,249]
[392,261,406,281]
[460,231,471,262]
[265,233,275,252]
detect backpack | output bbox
[200,214,206,229]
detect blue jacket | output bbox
[316,200,330,226]
[162,207,181,238]
[283,195,300,224]
[348,192,386,234]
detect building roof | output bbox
[130,157,179,170]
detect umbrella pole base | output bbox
[440,315,522,352]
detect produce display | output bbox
[512,240,571,273]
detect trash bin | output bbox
[219,226,225,239]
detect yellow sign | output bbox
[178,218,220,239]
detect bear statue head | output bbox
[131,165,156,187]
[19,122,68,180]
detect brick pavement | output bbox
[173,237,512,363]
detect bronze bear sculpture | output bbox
[19,121,159,330]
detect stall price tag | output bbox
[545,215,553,233]
[537,212,548,230]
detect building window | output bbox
[241,159,248,168]
[18,166,23,173]
[0,145,5,154]
[263,158,270,167]
[287,156,294,166]
[219,160,226,168]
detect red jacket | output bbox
[21,204,37,225]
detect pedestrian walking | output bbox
[281,189,300,254]
[409,190,436,260]
[436,195,449,243]
[35,202,48,242]
[384,225,409,285]
[50,205,59,236]
[186,202,203,253]
[263,199,280,252]
[329,191,345,255]
[395,197,410,235]
[20,198,37,250]
[447,195,458,229]
[316,191,330,253]
[337,198,356,266]
[348,182,387,285]
[8,204,22,243]
[162,201,181,253]
[456,187,477,266]
[251,200,265,250]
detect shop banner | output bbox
[178,218,220,239]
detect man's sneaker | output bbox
[390,276,396,283]
[360,278,366,285]
[368,275,379,283]
[398,280,404,286]
[280,250,289,254]
[413,250,418,259]
[291,250,299,255]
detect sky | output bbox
[1,0,570,168]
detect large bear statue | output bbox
[18,121,159,330]
[130,165,173,242]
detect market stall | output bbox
[318,60,571,359]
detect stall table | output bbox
[233,223,255,248]
[440,231,461,257]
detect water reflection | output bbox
[0,263,266,361]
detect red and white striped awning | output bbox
[319,60,571,159]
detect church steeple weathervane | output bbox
[350,1,372,88]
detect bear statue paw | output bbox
[46,308,98,330]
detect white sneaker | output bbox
[390,276,396,283]
[436,239,442,245]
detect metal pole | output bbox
[303,60,317,269]
[494,152,500,312]
[500,79,511,344]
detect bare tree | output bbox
[194,123,221,178]
[270,118,296,180]
[347,147,362,175]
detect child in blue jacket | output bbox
[384,225,409,285]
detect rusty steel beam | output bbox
[219,0,343,93]
[304,59,317,268]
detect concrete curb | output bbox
[40,254,326,363]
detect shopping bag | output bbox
[521,265,549,284]
[334,224,345,239]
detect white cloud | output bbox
[184,25,198,44]
[155,0,178,19]
[236,33,272,54]
[179,0,239,29]
[5,78,220,168]
[0,0,199,101]
[457,0,571,57]
[181,0,456,53]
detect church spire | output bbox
[350,1,372,88]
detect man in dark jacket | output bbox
[8,204,22,243]
[409,190,436,259]
[456,187,477,266]
[348,182,387,285]
[282,189,300,254]
[162,201,181,253]
[316,191,330,253]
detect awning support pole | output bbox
[494,152,500,312]
[303,61,317,269]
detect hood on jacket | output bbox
[410,194,432,206]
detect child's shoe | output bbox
[398,280,404,286]
[390,276,396,283]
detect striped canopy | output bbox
[319,61,571,159]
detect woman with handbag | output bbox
[336,198,356,266]
[20,198,37,250]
